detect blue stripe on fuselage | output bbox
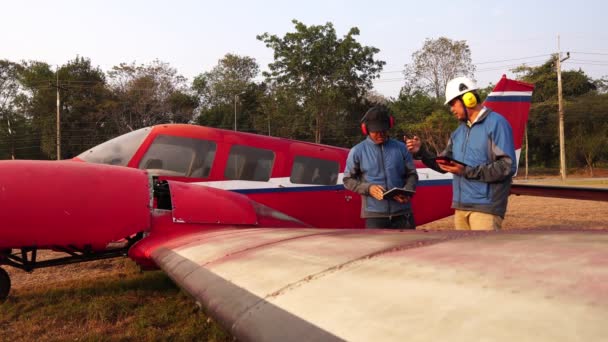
[485,96,531,103]
[231,178,452,195]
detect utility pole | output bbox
[556,35,570,181]
[7,117,14,160]
[56,67,61,160]
[234,94,238,131]
[524,125,528,180]
[234,91,245,131]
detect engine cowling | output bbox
[0,160,151,250]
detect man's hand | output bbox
[405,135,421,153]
[437,160,465,175]
[393,194,410,204]
[369,184,386,200]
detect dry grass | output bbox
[419,193,608,230]
[421,175,608,230]
[1,259,230,341]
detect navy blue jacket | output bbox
[343,137,418,218]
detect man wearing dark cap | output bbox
[343,105,418,229]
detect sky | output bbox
[1,0,607,98]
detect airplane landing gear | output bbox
[0,267,10,303]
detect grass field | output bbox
[1,258,229,341]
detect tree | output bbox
[193,54,260,130]
[403,37,475,99]
[193,53,259,108]
[257,20,385,143]
[594,76,608,94]
[409,110,457,154]
[566,94,608,175]
[107,60,195,134]
[513,58,603,170]
[19,60,59,159]
[56,56,111,158]
[0,60,25,159]
[15,57,112,159]
[512,57,596,103]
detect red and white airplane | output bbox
[1,76,607,341]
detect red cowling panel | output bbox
[0,160,151,250]
[168,181,258,225]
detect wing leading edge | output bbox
[150,228,608,342]
[511,183,608,202]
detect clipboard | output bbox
[382,188,415,200]
[435,156,468,167]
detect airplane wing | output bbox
[149,228,608,342]
[511,183,608,202]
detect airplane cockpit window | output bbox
[138,135,216,178]
[76,127,151,166]
[225,145,274,181]
[290,156,339,185]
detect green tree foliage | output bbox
[193,53,259,108]
[565,94,608,175]
[193,54,260,131]
[512,57,596,103]
[257,20,385,143]
[56,57,110,158]
[0,60,25,159]
[403,37,475,99]
[107,60,196,134]
[18,60,56,159]
[390,86,453,152]
[513,57,606,171]
[18,57,111,159]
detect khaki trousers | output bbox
[454,210,503,230]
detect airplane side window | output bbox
[290,156,339,185]
[138,135,216,178]
[225,145,274,181]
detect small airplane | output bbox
[1,76,607,341]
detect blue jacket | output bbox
[343,137,418,218]
[443,108,516,217]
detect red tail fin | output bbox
[483,75,535,166]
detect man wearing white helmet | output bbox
[406,76,516,230]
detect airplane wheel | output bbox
[0,267,10,303]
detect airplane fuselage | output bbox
[75,124,455,228]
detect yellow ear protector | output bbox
[462,91,478,108]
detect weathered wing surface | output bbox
[151,228,608,342]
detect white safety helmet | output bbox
[444,76,478,105]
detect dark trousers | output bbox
[365,213,416,229]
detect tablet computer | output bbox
[435,156,468,167]
[382,188,415,200]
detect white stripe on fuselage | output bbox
[194,168,452,191]
[488,91,533,97]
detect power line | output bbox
[474,54,553,65]
[571,51,608,56]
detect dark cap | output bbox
[361,105,391,132]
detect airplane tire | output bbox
[0,267,10,303]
